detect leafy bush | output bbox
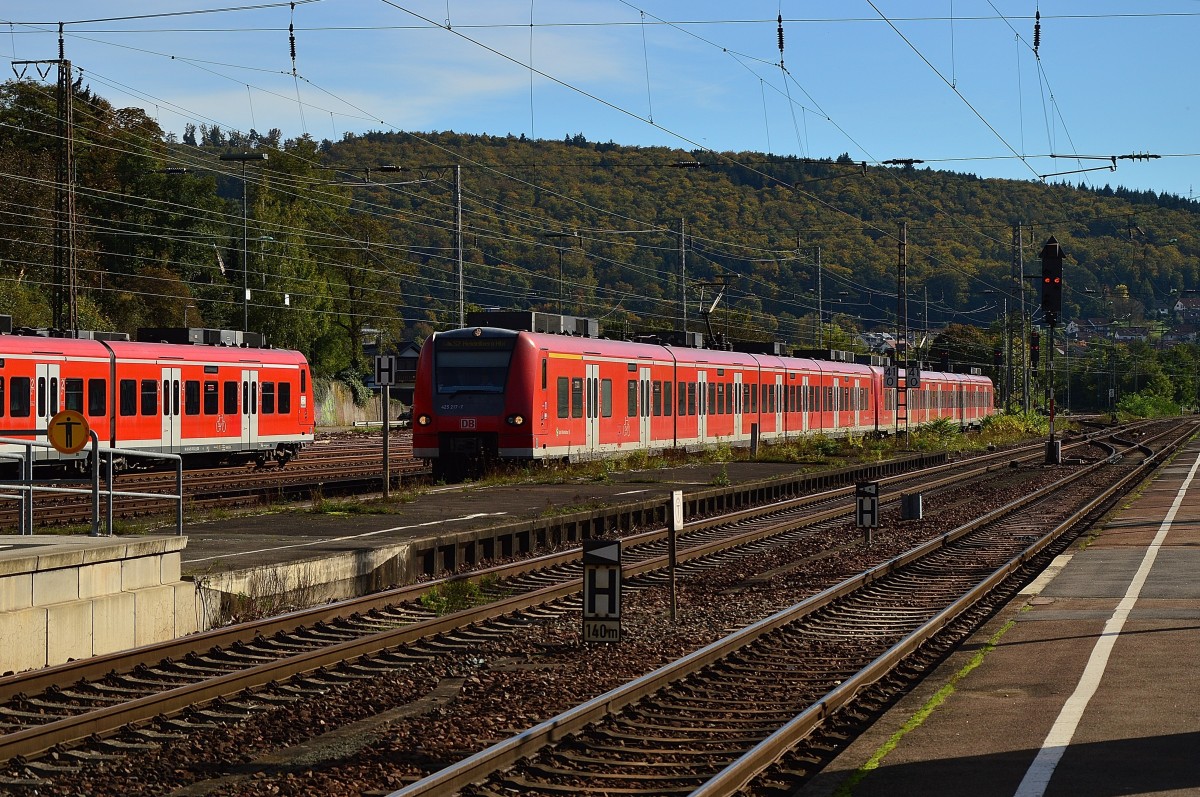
[420,579,486,614]
[1118,391,1181,418]
[909,417,961,451]
[335,368,373,406]
[980,411,1049,442]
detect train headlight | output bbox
[416,414,432,426]
[506,414,525,426]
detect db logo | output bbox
[460,418,477,430]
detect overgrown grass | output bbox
[419,575,504,614]
[541,498,608,517]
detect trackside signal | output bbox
[1030,331,1041,368]
[1039,237,1064,326]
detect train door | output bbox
[801,375,810,432]
[585,363,600,453]
[161,367,181,452]
[774,374,784,438]
[639,367,651,446]
[733,372,744,442]
[829,378,839,432]
[241,369,259,451]
[696,371,708,443]
[853,378,862,431]
[34,363,60,461]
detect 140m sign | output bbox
[582,540,621,643]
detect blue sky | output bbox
[6,2,1200,198]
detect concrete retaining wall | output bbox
[0,536,196,674]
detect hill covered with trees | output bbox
[2,78,1198,412]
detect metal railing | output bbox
[0,435,182,537]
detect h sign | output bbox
[855,481,880,529]
[374,355,395,386]
[583,540,622,643]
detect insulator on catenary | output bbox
[1033,10,1041,56]
[777,13,784,54]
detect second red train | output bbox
[412,322,995,480]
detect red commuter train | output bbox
[412,323,995,480]
[0,327,314,472]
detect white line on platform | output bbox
[1013,447,1200,797]
[613,489,648,496]
[1018,554,1073,596]
[183,511,510,564]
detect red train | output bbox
[412,323,995,480]
[0,327,314,472]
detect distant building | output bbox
[1174,295,1200,322]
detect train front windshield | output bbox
[434,337,515,394]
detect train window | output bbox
[251,382,257,415]
[601,379,612,418]
[50,377,58,416]
[120,380,137,416]
[185,381,201,415]
[0,377,4,417]
[628,380,638,418]
[825,386,833,412]
[37,376,45,418]
[141,379,157,416]
[652,381,662,416]
[716,383,724,414]
[750,384,757,413]
[687,383,696,416]
[65,378,84,412]
[541,359,547,391]
[9,377,29,417]
[663,381,671,416]
[300,369,307,393]
[707,383,715,415]
[243,381,249,414]
[224,381,238,414]
[627,362,637,372]
[571,377,583,419]
[173,380,180,417]
[677,382,686,416]
[261,382,276,414]
[204,381,219,415]
[279,382,291,414]
[435,349,511,394]
[557,377,569,418]
[88,379,106,416]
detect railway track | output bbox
[0,420,1185,794]
[396,422,1190,797]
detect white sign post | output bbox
[856,481,880,545]
[374,355,394,498]
[582,540,621,643]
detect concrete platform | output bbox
[799,438,1200,797]
[177,460,817,617]
[0,534,195,673]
